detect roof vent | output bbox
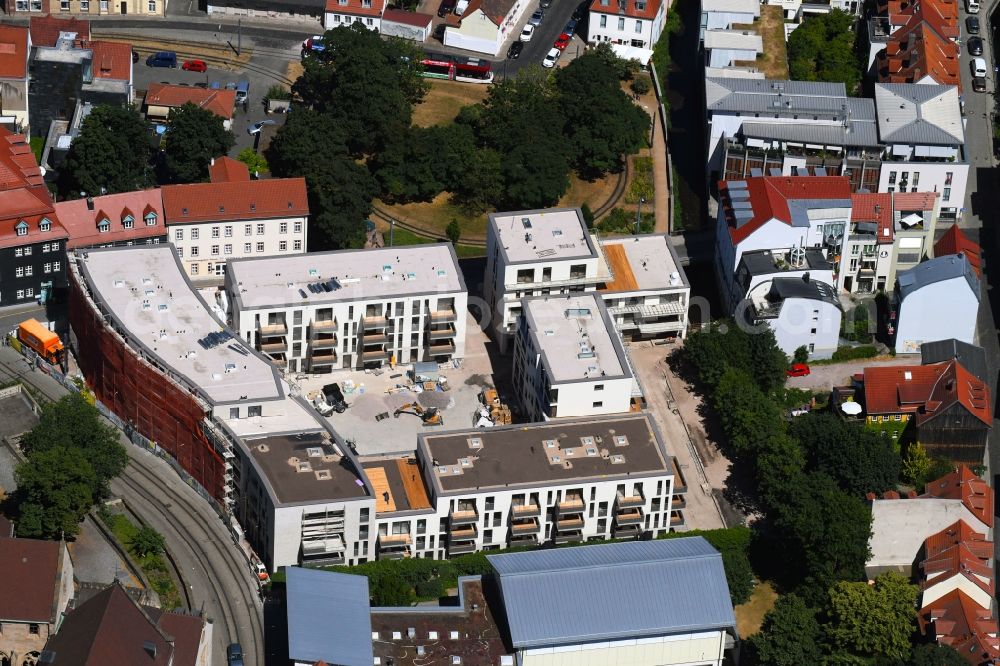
[297,461,313,473]
[306,447,323,457]
[219,205,225,213]
[610,454,626,464]
[904,371,913,380]
[182,207,188,216]
[467,437,483,450]
[250,202,256,212]
[257,443,269,453]
[143,641,157,658]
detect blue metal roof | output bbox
[286,567,374,666]
[898,254,980,303]
[487,538,736,649]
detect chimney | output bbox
[86,197,94,211]
[874,204,881,216]
[802,272,810,283]
[142,641,157,659]
[945,379,955,391]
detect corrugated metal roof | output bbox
[741,118,879,148]
[875,83,964,145]
[486,538,736,648]
[286,567,374,666]
[706,77,851,114]
[898,253,980,302]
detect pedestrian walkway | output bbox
[651,106,670,233]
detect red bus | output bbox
[420,52,493,84]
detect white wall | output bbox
[324,12,381,29]
[704,10,757,30]
[706,46,759,68]
[765,296,842,359]
[877,161,968,216]
[587,2,665,48]
[520,631,727,666]
[895,277,978,353]
[920,574,994,610]
[171,216,307,279]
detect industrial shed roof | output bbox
[286,567,374,666]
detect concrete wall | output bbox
[766,296,841,360]
[444,9,502,55]
[587,3,665,49]
[877,161,968,217]
[324,11,381,29]
[520,630,727,666]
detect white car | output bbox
[542,47,560,68]
[972,57,988,77]
[521,24,534,41]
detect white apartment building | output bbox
[587,0,667,49]
[162,176,309,280]
[485,208,689,351]
[225,243,467,373]
[767,0,859,19]
[747,274,843,359]
[513,294,638,421]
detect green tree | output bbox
[746,594,824,666]
[295,24,427,154]
[713,368,785,455]
[554,49,650,177]
[20,392,127,499]
[793,346,809,364]
[60,104,154,197]
[14,447,99,539]
[908,644,970,666]
[372,124,479,203]
[236,146,268,175]
[580,203,595,228]
[789,413,900,496]
[824,572,918,663]
[267,109,377,249]
[130,526,166,557]
[451,147,502,215]
[445,219,461,245]
[787,10,863,92]
[680,322,787,394]
[163,103,235,183]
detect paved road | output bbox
[0,346,264,666]
[784,356,915,391]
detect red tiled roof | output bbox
[918,360,992,429]
[208,156,250,183]
[0,25,28,80]
[589,0,663,20]
[324,0,385,17]
[29,14,91,47]
[919,589,1000,662]
[887,0,959,38]
[936,224,982,276]
[0,535,61,622]
[382,8,433,26]
[924,520,993,561]
[56,190,165,250]
[0,128,69,251]
[923,466,994,528]
[851,192,894,245]
[88,41,132,82]
[921,543,994,597]
[893,191,939,212]
[718,176,852,245]
[147,608,207,666]
[863,363,943,414]
[144,83,236,120]
[879,21,961,89]
[161,177,309,224]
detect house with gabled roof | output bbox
[57,190,166,250]
[143,84,236,130]
[894,253,979,355]
[935,224,982,276]
[323,0,385,30]
[442,0,530,55]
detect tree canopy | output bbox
[15,447,99,539]
[747,594,824,666]
[679,321,789,393]
[824,572,919,663]
[787,10,863,92]
[162,103,235,183]
[908,644,971,666]
[60,104,154,197]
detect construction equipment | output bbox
[479,388,512,426]
[16,319,64,366]
[394,402,443,426]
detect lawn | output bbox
[411,79,490,127]
[561,171,622,214]
[376,222,484,257]
[101,510,183,610]
[376,193,489,239]
[30,136,43,163]
[756,6,789,79]
[735,581,778,637]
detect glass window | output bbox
[244,224,252,235]
[600,14,606,27]
[15,267,23,277]
[279,241,287,251]
[16,290,24,299]
[39,219,51,232]
[943,187,951,202]
[191,228,200,240]
[211,245,219,256]
[618,16,624,29]
[175,229,184,241]
[190,246,199,257]
[635,19,642,32]
[211,227,220,238]
[25,287,32,297]
[294,221,302,233]
[293,240,302,251]
[14,248,22,256]
[256,242,264,252]
[225,244,232,255]
[244,242,252,253]
[191,264,199,275]
[229,407,239,419]
[145,213,157,226]
[279,222,288,234]
[60,0,69,10]
[224,225,232,237]
[256,224,265,235]
[148,0,155,10]
[15,222,27,236]
[123,218,133,229]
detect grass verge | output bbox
[101,511,183,610]
[411,79,490,127]
[735,581,778,637]
[379,224,483,257]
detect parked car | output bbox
[554,32,571,50]
[973,76,987,92]
[966,15,980,34]
[968,36,983,55]
[529,9,544,25]
[540,0,551,7]
[247,119,277,135]
[437,0,455,17]
[227,644,244,666]
[563,18,578,36]
[145,51,177,68]
[786,363,810,377]
[572,1,588,20]
[542,47,560,68]
[967,0,980,14]
[508,40,524,58]
[972,57,988,77]
[181,59,207,72]
[521,24,535,41]
[302,36,325,52]
[235,80,250,104]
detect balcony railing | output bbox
[556,516,584,530]
[613,523,642,538]
[362,332,390,345]
[672,459,688,493]
[430,309,457,323]
[428,325,457,340]
[450,525,478,541]
[553,530,583,545]
[510,534,538,546]
[616,493,645,509]
[362,349,390,362]
[311,319,336,332]
[428,342,456,356]
[556,497,585,515]
[670,510,686,527]
[449,508,478,525]
[615,509,644,526]
[511,519,540,535]
[380,548,410,560]
[448,541,477,555]
[260,341,287,353]
[258,321,287,335]
[363,315,388,329]
[673,496,687,510]
[511,502,541,517]
[378,534,411,546]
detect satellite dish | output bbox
[841,402,863,416]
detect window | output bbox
[294,221,302,233]
[14,248,22,257]
[42,243,49,253]
[52,261,59,272]
[225,244,232,255]
[211,226,220,238]
[888,171,897,185]
[211,245,220,256]
[618,16,624,29]
[60,0,69,10]
[15,267,23,277]
[912,172,919,187]
[593,401,603,408]
[80,0,88,8]
[256,242,265,252]
[893,414,901,421]
[15,221,27,236]
[177,247,184,258]
[15,0,27,9]
[849,259,858,271]
[229,407,239,419]
[244,242,252,253]
[945,172,953,185]
[16,290,24,299]
[32,0,42,8]
[44,263,51,274]
[594,384,604,391]
[279,241,287,251]
[635,19,642,32]
[279,222,288,234]
[224,225,233,237]
[600,14,606,26]
[190,246,200,257]
[248,405,262,417]
[191,263,199,275]
[145,213,157,226]
[175,229,184,241]
[256,224,265,235]
[123,217,133,229]
[23,247,31,256]
[293,240,302,251]
[191,228,200,240]
[39,219,51,232]
[943,187,951,202]
[148,0,155,9]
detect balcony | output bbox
[448,541,477,555]
[428,342,456,356]
[511,502,541,518]
[362,331,391,345]
[556,496,585,515]
[553,530,583,545]
[670,510,686,527]
[379,534,411,546]
[430,309,458,323]
[311,319,336,333]
[363,315,388,329]
[510,534,538,546]
[450,525,478,540]
[260,340,287,354]
[428,324,457,340]
[511,518,540,535]
[362,349,390,362]
[309,335,337,349]
[672,459,688,493]
[380,548,411,560]
[613,523,642,538]
[556,516,584,531]
[449,508,479,525]
[309,349,337,365]
[672,496,687,510]
[258,321,287,336]
[301,535,346,557]
[616,493,645,509]
[615,509,643,526]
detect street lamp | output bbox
[635,197,645,234]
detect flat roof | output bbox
[371,578,511,665]
[242,430,369,505]
[522,293,630,382]
[360,456,433,514]
[599,235,686,292]
[419,413,671,495]
[868,498,990,569]
[75,246,282,405]
[287,567,374,666]
[227,243,465,311]
[489,208,597,264]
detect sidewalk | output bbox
[651,107,670,233]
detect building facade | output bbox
[57,190,167,250]
[587,0,666,49]
[894,253,979,354]
[443,0,529,56]
[747,274,843,359]
[5,0,164,16]
[323,0,384,29]
[225,244,467,373]
[0,26,30,132]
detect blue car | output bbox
[227,643,244,666]
[563,18,578,36]
[145,51,177,68]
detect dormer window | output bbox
[15,220,27,236]
[39,218,51,232]
[145,212,157,226]
[122,215,134,229]
[98,219,110,233]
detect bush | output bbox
[601,207,654,234]
[831,345,879,362]
[415,578,445,599]
[793,346,809,365]
[266,84,292,101]
[631,75,652,96]
[580,203,595,228]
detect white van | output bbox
[967,0,980,14]
[972,57,988,77]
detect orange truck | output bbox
[17,319,64,365]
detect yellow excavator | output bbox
[394,402,443,426]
